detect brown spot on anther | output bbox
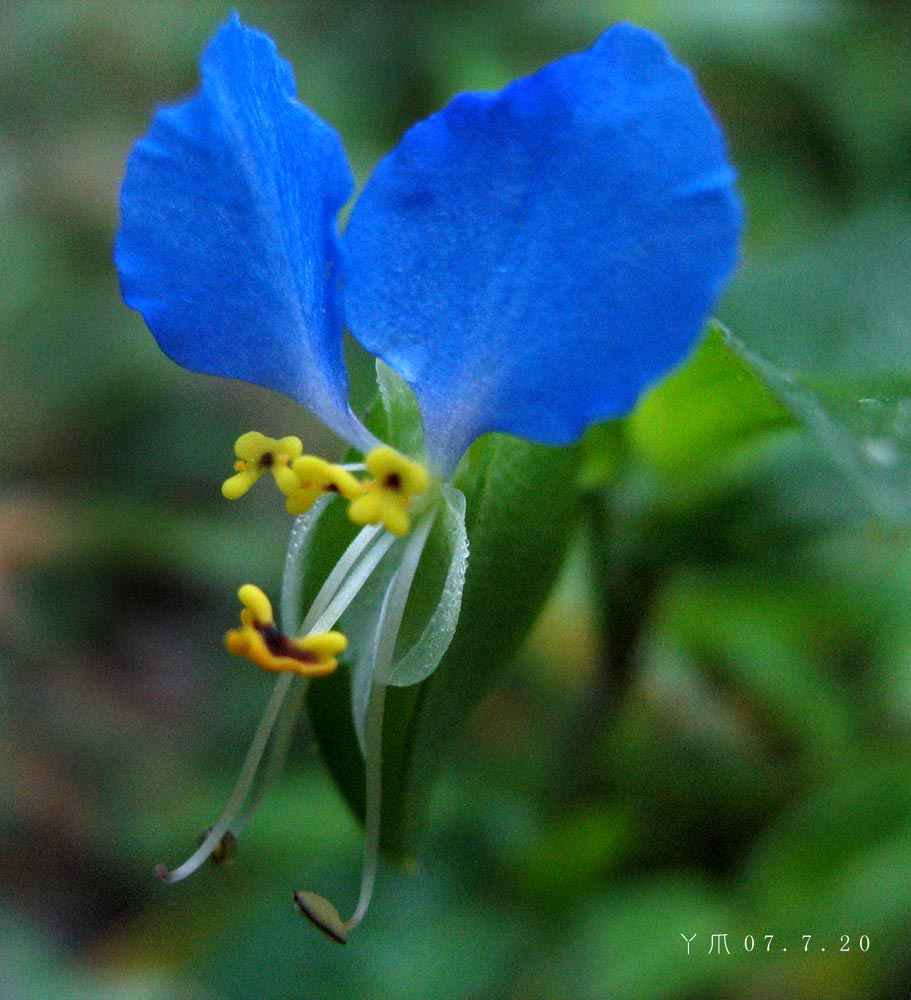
[384,472,402,491]
[260,623,318,664]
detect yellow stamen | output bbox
[225,584,346,677]
[221,432,303,500]
[348,446,430,537]
[285,455,365,516]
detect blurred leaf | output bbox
[721,203,911,518]
[195,862,528,1000]
[0,910,208,1000]
[523,875,736,1000]
[620,298,911,522]
[512,802,635,901]
[726,203,911,382]
[737,340,911,523]
[628,321,794,473]
[579,418,625,489]
[741,751,911,924]
[663,569,857,759]
[735,752,911,998]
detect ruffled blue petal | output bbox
[115,15,371,449]
[343,24,741,472]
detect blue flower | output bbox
[115,13,739,477]
[114,14,740,940]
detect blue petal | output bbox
[115,15,371,448]
[343,24,742,472]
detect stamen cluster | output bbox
[221,432,431,681]
[222,432,429,537]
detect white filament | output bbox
[344,508,436,930]
[157,507,398,883]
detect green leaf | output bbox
[375,359,425,459]
[627,321,794,473]
[716,204,911,522]
[732,338,911,523]
[663,569,856,759]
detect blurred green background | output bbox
[3,1,911,997]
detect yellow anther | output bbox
[285,455,365,516]
[225,584,347,677]
[347,446,430,537]
[237,582,274,625]
[221,432,303,500]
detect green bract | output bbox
[304,365,581,858]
